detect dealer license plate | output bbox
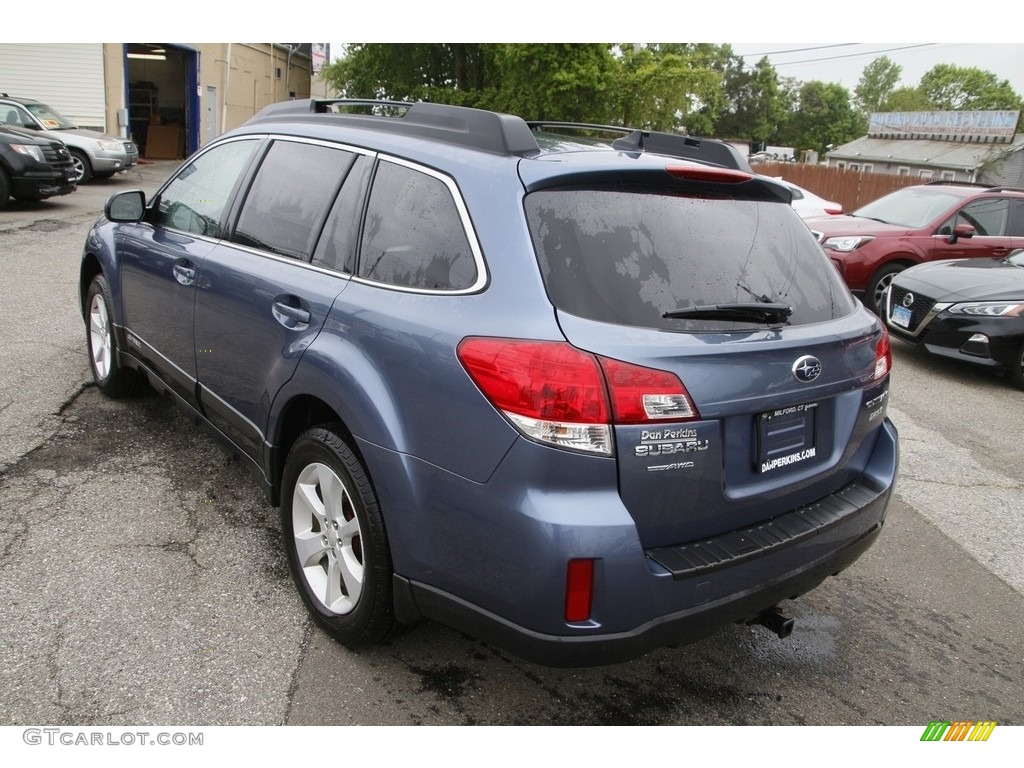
[756,402,818,473]
[891,305,912,329]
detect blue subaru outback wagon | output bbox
[80,100,898,666]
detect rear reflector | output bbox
[565,559,595,622]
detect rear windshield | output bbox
[525,189,856,331]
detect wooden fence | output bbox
[754,163,922,213]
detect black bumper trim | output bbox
[647,478,883,579]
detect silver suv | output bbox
[0,94,138,184]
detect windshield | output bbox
[852,186,964,228]
[24,102,77,130]
[525,188,856,331]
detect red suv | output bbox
[807,183,1024,313]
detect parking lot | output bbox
[1,165,1022,727]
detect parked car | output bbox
[0,122,76,208]
[882,249,1024,389]
[0,94,138,184]
[80,99,898,667]
[806,182,1024,314]
[777,179,843,219]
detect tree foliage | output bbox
[855,57,902,115]
[321,44,1023,156]
[918,64,1024,110]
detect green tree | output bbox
[790,81,866,156]
[489,44,617,123]
[715,56,790,146]
[320,44,495,106]
[919,64,1024,110]
[610,44,728,134]
[882,86,934,112]
[855,56,902,116]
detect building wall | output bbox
[1,43,108,130]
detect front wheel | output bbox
[70,149,93,184]
[85,275,142,397]
[1009,344,1024,391]
[865,263,906,315]
[281,425,401,647]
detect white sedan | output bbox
[777,179,843,219]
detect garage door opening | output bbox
[126,43,199,160]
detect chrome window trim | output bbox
[349,153,489,295]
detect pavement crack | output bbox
[57,381,95,416]
[282,620,315,725]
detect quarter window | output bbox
[155,139,259,237]
[359,161,477,290]
[234,140,356,260]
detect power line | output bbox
[739,44,861,58]
[741,43,938,67]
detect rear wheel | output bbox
[866,263,906,315]
[281,425,401,646]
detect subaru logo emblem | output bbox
[902,292,914,309]
[792,355,822,383]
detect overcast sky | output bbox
[727,43,1024,97]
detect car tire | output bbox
[866,263,906,315]
[0,166,10,208]
[1009,344,1024,391]
[85,275,143,397]
[281,425,402,647]
[70,149,93,184]
[93,171,115,180]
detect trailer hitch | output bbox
[752,606,794,639]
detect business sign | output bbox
[312,43,329,74]
[868,110,1020,143]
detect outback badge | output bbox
[792,355,822,383]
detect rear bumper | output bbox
[392,417,898,667]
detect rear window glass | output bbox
[525,189,856,331]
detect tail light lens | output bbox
[457,338,699,455]
[874,326,892,380]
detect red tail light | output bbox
[874,326,892,380]
[457,338,699,455]
[666,165,752,184]
[565,559,595,622]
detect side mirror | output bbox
[946,223,975,244]
[105,189,146,222]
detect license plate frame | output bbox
[756,401,818,474]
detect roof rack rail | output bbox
[247,98,541,157]
[922,180,987,187]
[527,120,750,172]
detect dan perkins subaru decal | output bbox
[634,426,710,472]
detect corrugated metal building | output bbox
[826,110,1024,187]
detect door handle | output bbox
[172,262,196,286]
[272,299,311,328]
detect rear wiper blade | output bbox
[663,303,793,324]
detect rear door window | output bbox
[232,139,356,260]
[525,188,856,330]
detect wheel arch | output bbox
[79,253,104,320]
